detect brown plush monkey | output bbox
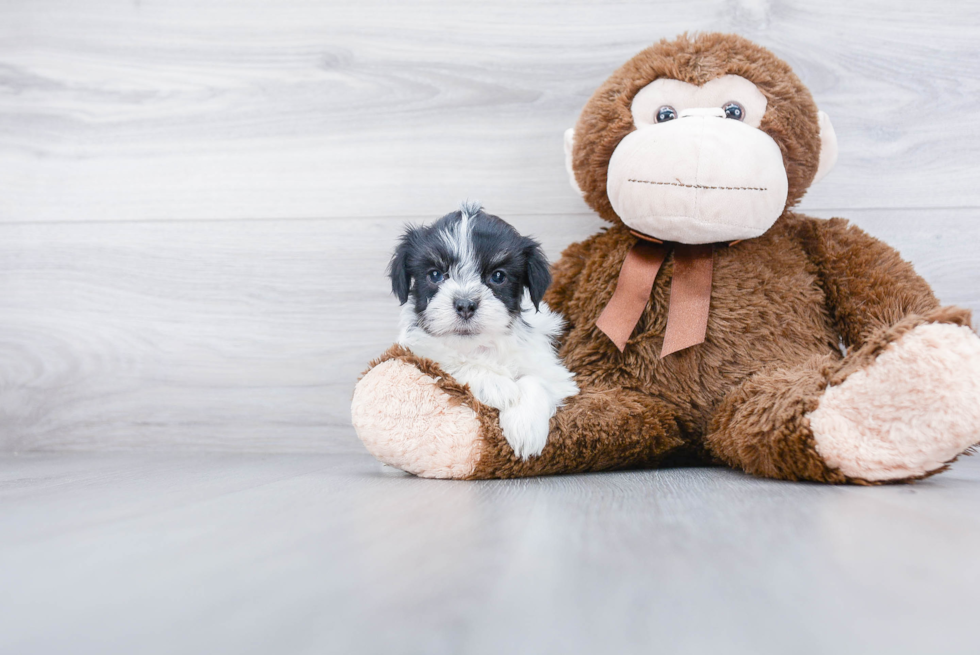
[352,33,980,483]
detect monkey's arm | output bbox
[796,215,966,348]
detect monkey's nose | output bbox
[454,298,479,320]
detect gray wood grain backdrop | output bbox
[2,0,979,452]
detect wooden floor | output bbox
[2,452,979,655]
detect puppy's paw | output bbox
[468,374,521,410]
[498,402,551,460]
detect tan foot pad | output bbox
[808,323,980,481]
[352,359,481,479]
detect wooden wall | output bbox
[2,0,978,452]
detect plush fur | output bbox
[352,33,980,483]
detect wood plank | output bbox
[1,208,976,453]
[1,0,979,222]
[1,452,980,654]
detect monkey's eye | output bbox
[427,270,444,283]
[723,102,745,121]
[489,270,506,284]
[655,106,677,123]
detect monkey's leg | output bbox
[705,310,980,484]
[352,345,684,479]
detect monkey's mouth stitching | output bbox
[628,179,768,192]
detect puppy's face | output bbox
[389,205,551,337]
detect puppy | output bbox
[388,202,579,459]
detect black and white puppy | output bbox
[388,202,579,459]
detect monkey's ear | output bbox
[524,239,552,311]
[564,128,585,197]
[387,230,416,305]
[813,111,838,185]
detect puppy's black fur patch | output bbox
[388,207,551,317]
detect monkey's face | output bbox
[605,75,789,244]
[566,34,838,244]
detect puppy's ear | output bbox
[387,229,417,305]
[523,238,551,311]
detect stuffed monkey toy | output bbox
[352,33,980,483]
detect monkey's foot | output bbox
[351,346,484,479]
[808,322,980,482]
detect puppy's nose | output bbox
[454,298,479,320]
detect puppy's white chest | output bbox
[471,344,498,358]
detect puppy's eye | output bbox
[490,270,506,284]
[427,270,444,283]
[722,101,744,121]
[655,106,677,123]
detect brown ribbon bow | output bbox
[595,232,717,358]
